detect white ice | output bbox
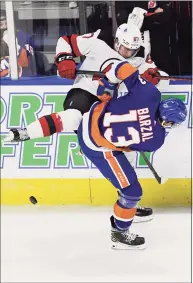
[1,206,191,283]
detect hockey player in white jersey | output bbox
[3,11,167,222]
[4,18,167,140]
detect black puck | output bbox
[29,196,37,205]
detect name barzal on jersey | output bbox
[137,107,154,142]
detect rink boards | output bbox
[0,79,192,206]
[1,178,191,206]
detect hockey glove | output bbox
[128,7,147,29]
[97,78,118,102]
[140,67,160,85]
[55,53,76,79]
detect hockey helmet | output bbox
[115,21,142,58]
[159,98,187,128]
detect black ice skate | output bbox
[3,128,30,143]
[110,216,145,250]
[133,206,153,223]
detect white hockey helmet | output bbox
[115,21,142,58]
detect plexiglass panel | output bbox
[1,1,81,77]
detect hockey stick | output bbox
[153,75,192,82]
[140,151,162,184]
[77,70,104,77]
[76,70,192,82]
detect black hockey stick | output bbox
[140,151,161,184]
[76,70,104,77]
[76,70,192,82]
[152,75,192,82]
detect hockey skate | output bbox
[110,216,145,250]
[3,128,30,143]
[133,206,153,223]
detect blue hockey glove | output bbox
[97,78,118,102]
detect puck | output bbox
[29,196,37,205]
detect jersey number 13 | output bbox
[103,110,140,146]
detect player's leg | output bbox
[91,151,145,250]
[63,88,99,134]
[63,88,100,113]
[3,88,99,142]
[78,127,145,249]
[124,151,153,222]
[101,151,145,249]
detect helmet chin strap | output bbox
[114,39,139,59]
[127,49,140,59]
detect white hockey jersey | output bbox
[56,30,168,97]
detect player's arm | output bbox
[137,26,169,87]
[54,30,101,79]
[130,20,163,86]
[138,54,169,87]
[128,7,169,87]
[138,20,169,87]
[142,4,171,31]
[128,4,171,31]
[96,61,138,101]
[104,60,138,91]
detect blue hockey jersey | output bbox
[87,70,166,152]
[0,29,36,78]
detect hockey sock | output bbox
[27,109,82,139]
[27,113,63,139]
[113,201,137,231]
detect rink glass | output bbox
[0,1,114,78]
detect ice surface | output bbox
[1,206,191,282]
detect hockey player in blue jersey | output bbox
[77,61,187,250]
[0,9,36,77]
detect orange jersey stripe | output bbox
[91,103,133,152]
[0,69,9,77]
[18,48,28,67]
[104,152,129,188]
[114,203,136,220]
[116,63,137,81]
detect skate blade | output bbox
[133,215,154,223]
[111,242,146,250]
